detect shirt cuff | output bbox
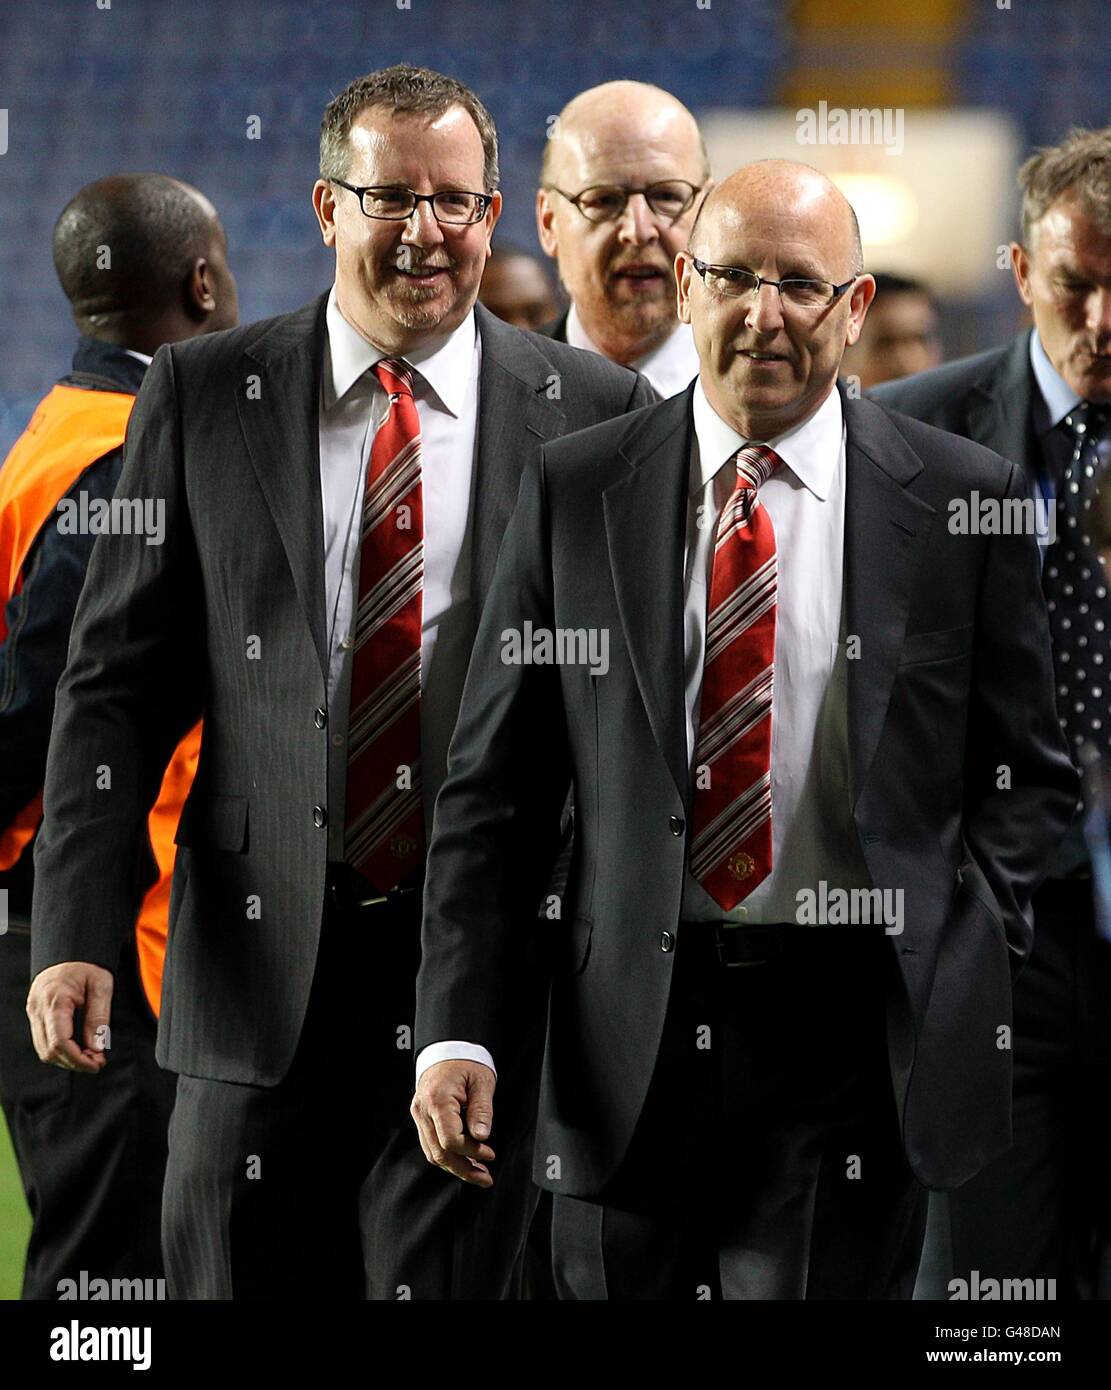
[415,1041,497,1084]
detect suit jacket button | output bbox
[669,816,684,836]
[313,805,327,828]
[660,931,674,953]
[314,707,327,729]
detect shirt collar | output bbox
[1029,327,1081,430]
[690,376,843,500]
[633,321,698,397]
[566,302,697,397]
[70,336,149,394]
[564,301,603,357]
[323,282,476,416]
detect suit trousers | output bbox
[161,888,541,1299]
[551,921,926,1299]
[916,876,1111,1299]
[0,924,175,1299]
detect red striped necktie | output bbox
[689,444,781,910]
[344,358,425,889]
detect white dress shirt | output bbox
[318,288,491,1084]
[318,284,480,856]
[415,376,870,1084]
[565,302,698,399]
[681,378,870,924]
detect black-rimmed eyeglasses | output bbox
[546,180,702,224]
[330,180,494,225]
[691,258,857,309]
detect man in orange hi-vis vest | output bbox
[0,173,237,1299]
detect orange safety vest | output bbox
[0,381,200,1016]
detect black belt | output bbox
[325,862,422,915]
[691,920,890,968]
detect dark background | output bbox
[0,0,1107,456]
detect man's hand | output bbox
[411,1060,497,1188]
[26,963,114,1073]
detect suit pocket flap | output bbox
[900,624,973,667]
[173,794,249,852]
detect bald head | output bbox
[537,82,708,366]
[690,161,863,278]
[541,82,708,188]
[676,158,874,440]
[52,173,238,350]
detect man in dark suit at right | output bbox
[413,159,1079,1299]
[874,125,1111,1299]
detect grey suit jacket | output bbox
[871,333,1095,876]
[416,382,1080,1194]
[870,333,1037,480]
[30,292,655,1085]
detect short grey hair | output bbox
[319,64,499,191]
[1018,125,1111,244]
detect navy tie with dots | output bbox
[1042,402,1111,762]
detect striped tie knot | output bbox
[733,443,781,492]
[374,357,415,398]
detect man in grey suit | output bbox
[25,63,653,1299]
[412,161,1079,1298]
[874,125,1111,1299]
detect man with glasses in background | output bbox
[27,64,654,1300]
[412,160,1077,1298]
[536,81,706,398]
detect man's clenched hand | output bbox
[411,1059,497,1187]
[26,962,114,1072]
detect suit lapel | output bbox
[471,304,568,602]
[842,388,937,806]
[600,383,940,815]
[236,294,329,681]
[604,390,692,808]
[964,334,1037,476]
